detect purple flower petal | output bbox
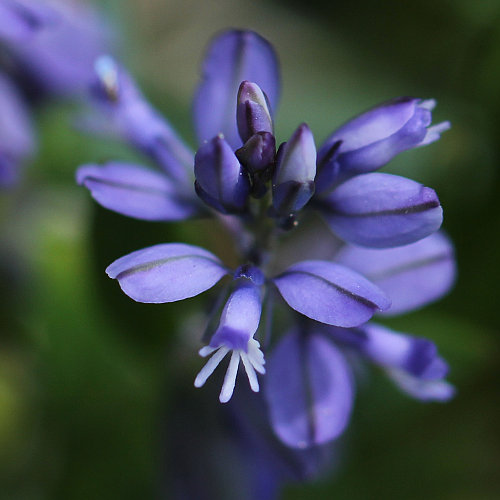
[315,97,449,192]
[329,323,449,379]
[336,232,456,315]
[0,0,53,41]
[76,162,199,221]
[106,243,228,303]
[265,329,354,448]
[92,57,194,185]
[273,260,390,327]
[193,29,280,150]
[322,172,443,248]
[209,272,263,351]
[387,369,455,402]
[10,0,111,96]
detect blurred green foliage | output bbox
[1,0,500,498]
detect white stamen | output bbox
[219,351,240,403]
[419,121,451,146]
[199,345,217,357]
[194,338,266,402]
[240,352,259,392]
[194,346,229,388]
[247,339,266,373]
[419,99,436,111]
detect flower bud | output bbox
[316,97,451,193]
[272,123,316,215]
[235,131,276,174]
[237,81,273,143]
[194,135,250,214]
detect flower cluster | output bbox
[0,0,110,187]
[77,30,455,449]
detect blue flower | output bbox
[0,0,111,187]
[78,29,455,447]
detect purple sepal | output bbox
[194,135,250,214]
[237,81,273,143]
[265,329,354,448]
[322,172,443,248]
[193,29,280,150]
[273,260,390,328]
[316,97,449,192]
[336,232,456,315]
[92,56,193,185]
[272,124,316,215]
[76,162,199,221]
[209,276,263,352]
[236,132,276,174]
[106,243,228,303]
[0,0,53,41]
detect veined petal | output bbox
[273,260,390,327]
[76,162,199,221]
[106,243,228,303]
[322,172,442,248]
[193,29,280,150]
[265,329,354,448]
[336,232,456,315]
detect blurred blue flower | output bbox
[0,0,111,187]
[77,29,455,450]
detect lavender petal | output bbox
[336,232,456,315]
[106,243,228,303]
[92,57,194,185]
[193,29,280,150]
[265,329,354,448]
[273,260,391,327]
[76,162,199,221]
[322,172,443,248]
